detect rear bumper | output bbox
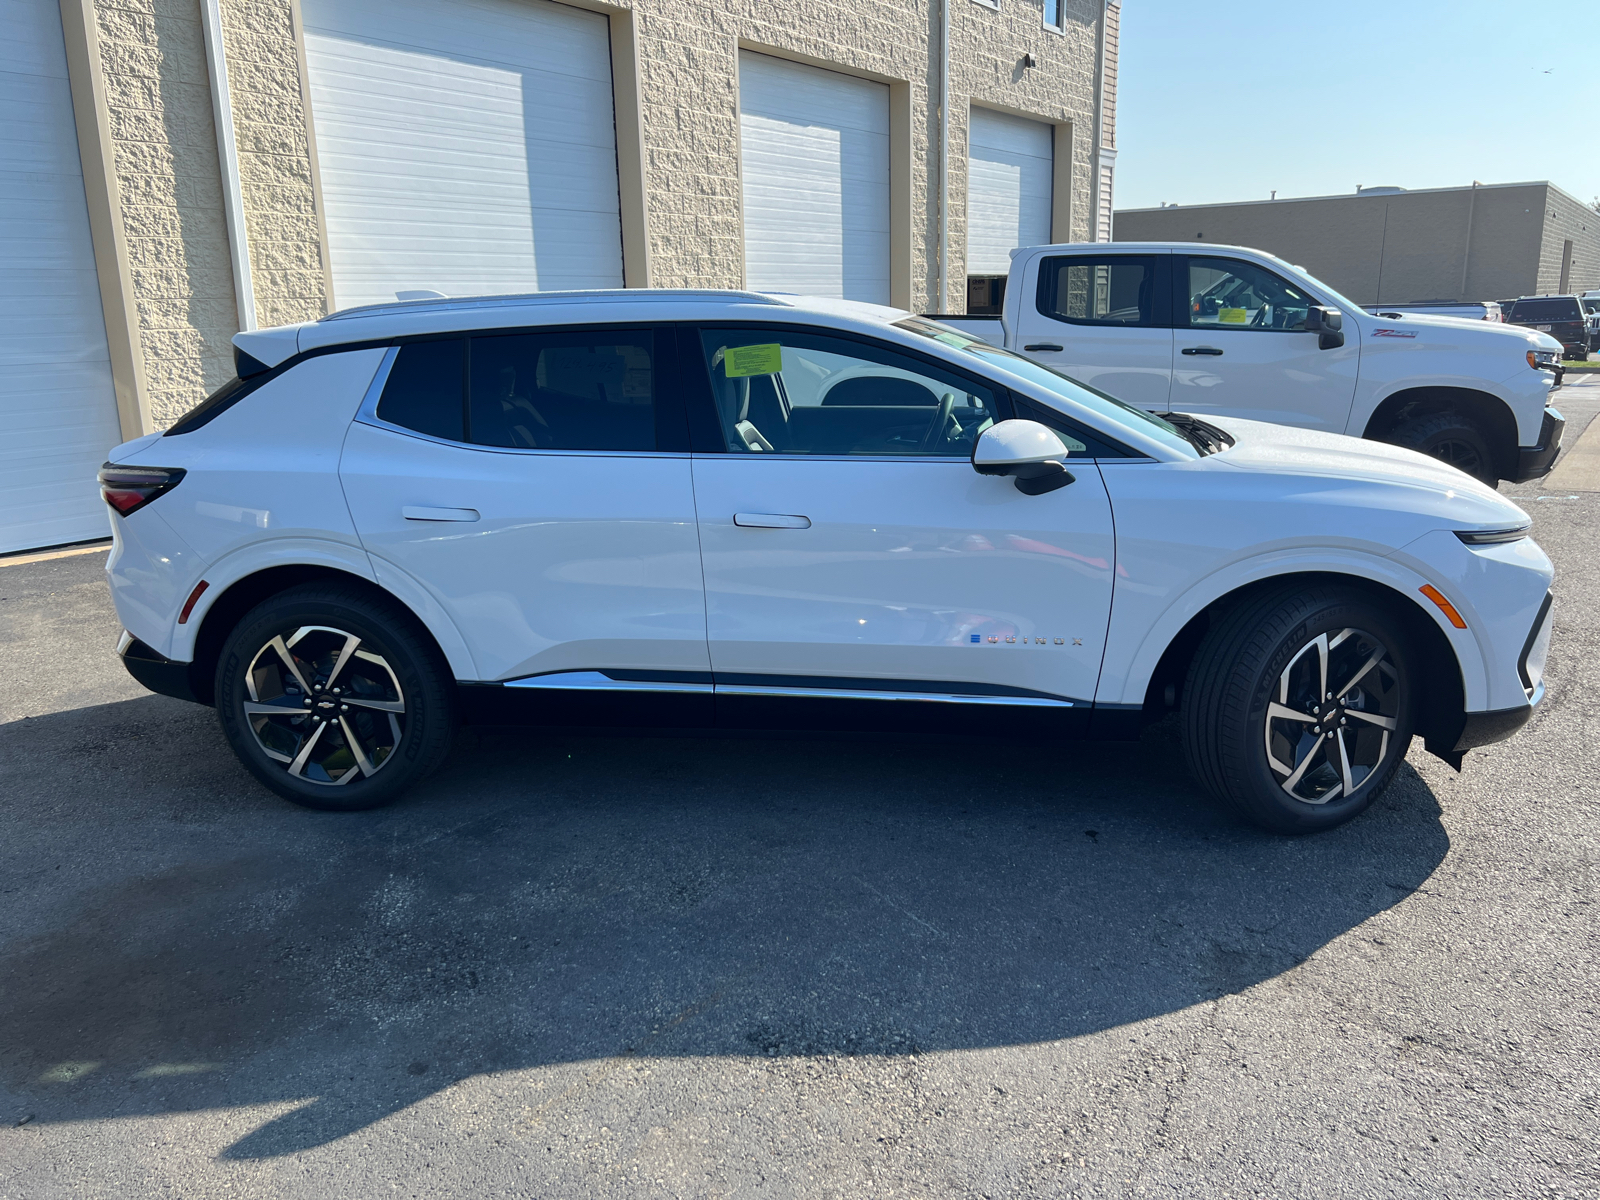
[1510,407,1565,482]
[117,630,203,705]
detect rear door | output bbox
[1011,251,1174,412]
[340,326,709,688]
[1170,254,1359,432]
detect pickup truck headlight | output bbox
[1527,349,1559,370]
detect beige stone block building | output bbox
[2,0,1121,553]
[1114,182,1600,309]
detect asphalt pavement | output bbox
[1,382,1596,1199]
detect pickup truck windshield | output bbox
[893,317,1199,458]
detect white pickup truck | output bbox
[934,242,1565,485]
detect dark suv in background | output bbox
[1505,296,1589,362]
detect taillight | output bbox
[98,463,186,516]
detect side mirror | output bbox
[971,420,1076,495]
[1306,305,1345,350]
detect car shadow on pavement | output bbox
[0,695,1450,1159]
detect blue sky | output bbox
[1115,2,1600,212]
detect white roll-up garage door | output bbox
[0,0,123,554]
[967,108,1053,275]
[302,0,624,310]
[738,52,891,304]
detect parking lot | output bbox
[1,379,1596,1199]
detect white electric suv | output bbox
[101,291,1555,833]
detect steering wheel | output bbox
[919,392,957,452]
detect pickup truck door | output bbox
[1170,254,1359,432]
[1011,251,1173,412]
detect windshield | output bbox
[1259,254,1371,319]
[892,317,1199,459]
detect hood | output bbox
[1356,309,1558,350]
[1205,416,1531,531]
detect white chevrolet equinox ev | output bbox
[100,291,1555,834]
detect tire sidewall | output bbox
[215,589,452,811]
[1234,594,1416,833]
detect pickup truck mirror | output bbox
[1306,306,1345,350]
[971,420,1076,495]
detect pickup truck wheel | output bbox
[214,584,457,811]
[1383,411,1498,486]
[1182,584,1416,834]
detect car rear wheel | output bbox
[1384,411,1498,486]
[215,583,456,811]
[1182,584,1416,834]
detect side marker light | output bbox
[1419,584,1467,630]
[178,580,209,624]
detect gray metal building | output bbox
[1114,181,1600,306]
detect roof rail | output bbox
[320,288,792,322]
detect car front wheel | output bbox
[1182,585,1416,834]
[1383,411,1498,486]
[215,583,457,811]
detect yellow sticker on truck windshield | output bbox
[724,343,783,377]
[1218,307,1249,324]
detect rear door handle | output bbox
[733,512,811,529]
[402,506,480,522]
[1181,346,1224,356]
[1023,343,1064,352]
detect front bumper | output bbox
[117,631,203,705]
[1511,407,1565,482]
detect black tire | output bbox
[215,583,456,811]
[1383,410,1499,487]
[1182,584,1416,834]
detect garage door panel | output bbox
[0,2,122,553]
[738,52,890,304]
[968,108,1053,277]
[303,0,623,308]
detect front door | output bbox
[340,326,709,685]
[1170,254,1359,432]
[1011,251,1174,412]
[687,325,1117,709]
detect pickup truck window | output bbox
[893,317,1198,460]
[1185,257,1311,332]
[1036,254,1160,327]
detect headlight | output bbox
[1455,526,1531,546]
[1527,349,1559,370]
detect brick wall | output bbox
[1536,185,1600,296]
[94,0,240,427]
[92,0,1107,427]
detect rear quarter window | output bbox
[376,338,466,442]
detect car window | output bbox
[697,328,999,457]
[1185,257,1311,332]
[1037,255,1158,326]
[1510,299,1582,322]
[893,317,1199,459]
[376,338,465,442]
[467,329,656,451]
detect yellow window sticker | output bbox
[724,343,783,377]
[1218,307,1249,325]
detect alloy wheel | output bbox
[1263,627,1401,805]
[242,625,406,786]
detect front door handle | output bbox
[733,512,811,529]
[1181,346,1224,356]
[1023,343,1064,352]
[402,506,480,522]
